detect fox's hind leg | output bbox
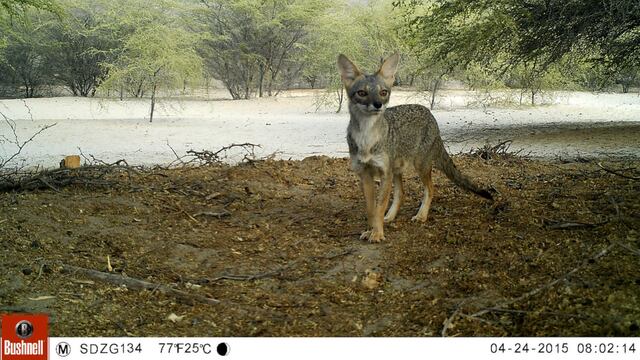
[412,166,434,223]
[384,173,403,223]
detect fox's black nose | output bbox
[373,102,383,109]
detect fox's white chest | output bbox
[350,116,385,169]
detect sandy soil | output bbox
[1,90,638,168]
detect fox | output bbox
[337,53,493,242]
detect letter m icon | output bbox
[56,342,71,357]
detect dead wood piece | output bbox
[441,299,469,337]
[193,210,231,219]
[186,143,261,165]
[171,202,199,223]
[441,244,617,335]
[210,262,295,282]
[209,248,355,283]
[478,307,590,319]
[469,243,615,319]
[615,242,640,257]
[469,140,524,160]
[0,165,129,192]
[61,264,219,305]
[543,218,607,230]
[597,162,640,180]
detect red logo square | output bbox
[1,314,48,360]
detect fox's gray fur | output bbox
[338,53,493,242]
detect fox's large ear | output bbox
[337,54,362,89]
[377,52,400,87]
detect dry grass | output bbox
[1,154,639,336]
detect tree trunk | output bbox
[519,90,525,105]
[258,64,265,98]
[150,82,157,123]
[336,87,344,113]
[531,89,536,106]
[429,73,444,110]
[622,83,630,93]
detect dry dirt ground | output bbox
[1,153,639,336]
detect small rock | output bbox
[167,313,186,323]
[361,268,383,290]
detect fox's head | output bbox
[337,53,399,116]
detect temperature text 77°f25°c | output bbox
[158,342,213,355]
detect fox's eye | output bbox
[380,90,389,97]
[357,90,368,97]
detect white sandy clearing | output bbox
[1,89,639,169]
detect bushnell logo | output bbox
[15,321,34,339]
[1,314,48,360]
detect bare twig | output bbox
[442,299,469,337]
[193,210,230,219]
[209,248,355,283]
[544,219,607,230]
[61,264,220,305]
[477,307,590,320]
[0,110,56,169]
[615,242,640,257]
[210,261,297,282]
[165,140,185,166]
[469,243,616,319]
[172,202,199,223]
[469,140,525,160]
[186,143,261,165]
[0,165,127,192]
[597,162,640,180]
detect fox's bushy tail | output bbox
[433,138,493,200]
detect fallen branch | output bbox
[209,248,355,283]
[544,221,603,230]
[441,299,469,337]
[615,242,640,257]
[186,143,261,166]
[209,261,296,282]
[443,244,617,335]
[469,140,524,160]
[597,162,640,180]
[469,243,615,319]
[61,264,220,305]
[1,166,120,192]
[478,307,590,319]
[193,210,231,219]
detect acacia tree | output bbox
[0,11,53,97]
[0,0,58,15]
[302,2,364,111]
[46,0,120,97]
[398,0,640,101]
[101,23,202,122]
[304,0,420,112]
[258,0,327,97]
[199,0,328,99]
[199,0,261,99]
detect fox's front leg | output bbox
[359,172,377,242]
[359,172,392,243]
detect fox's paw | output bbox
[411,214,428,223]
[360,229,385,243]
[383,214,396,223]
